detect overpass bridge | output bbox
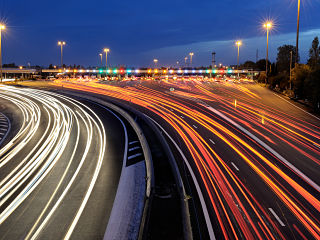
[0,68,39,81]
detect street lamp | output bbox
[189,52,194,67]
[296,0,301,65]
[58,41,66,69]
[263,21,272,84]
[184,57,188,67]
[104,48,110,70]
[153,59,158,68]
[99,53,103,67]
[236,41,242,79]
[0,24,5,82]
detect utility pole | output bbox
[296,0,301,65]
[0,25,4,82]
[189,53,194,67]
[290,50,293,89]
[58,41,66,68]
[263,22,272,84]
[236,41,242,79]
[104,48,110,70]
[99,53,103,67]
[212,52,216,69]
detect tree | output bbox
[242,61,255,69]
[3,63,17,68]
[256,59,271,71]
[305,68,320,111]
[292,64,311,99]
[276,45,297,73]
[307,37,320,69]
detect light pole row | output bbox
[151,53,194,69]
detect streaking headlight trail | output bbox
[0,85,106,239]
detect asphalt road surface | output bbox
[0,85,125,240]
[49,78,320,240]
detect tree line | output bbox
[240,37,320,112]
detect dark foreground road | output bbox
[0,86,125,239]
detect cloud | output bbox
[143,28,320,67]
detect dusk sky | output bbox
[1,0,320,67]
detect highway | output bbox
[50,78,320,239]
[0,85,126,239]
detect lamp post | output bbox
[153,59,158,68]
[296,0,301,65]
[263,22,272,84]
[104,48,110,70]
[236,41,242,79]
[0,24,5,82]
[184,57,188,67]
[189,52,194,67]
[99,53,103,67]
[290,50,293,89]
[58,41,66,69]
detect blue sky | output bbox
[0,0,320,67]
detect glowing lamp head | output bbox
[153,59,158,63]
[264,22,272,29]
[58,41,66,46]
[104,48,110,53]
[0,25,5,30]
[189,52,194,56]
[19,66,23,69]
[236,41,242,46]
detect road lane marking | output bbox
[129,141,139,145]
[209,139,216,145]
[269,208,285,226]
[204,105,320,192]
[231,162,239,171]
[181,116,184,119]
[193,125,198,129]
[129,146,141,152]
[128,153,143,160]
[313,143,320,149]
